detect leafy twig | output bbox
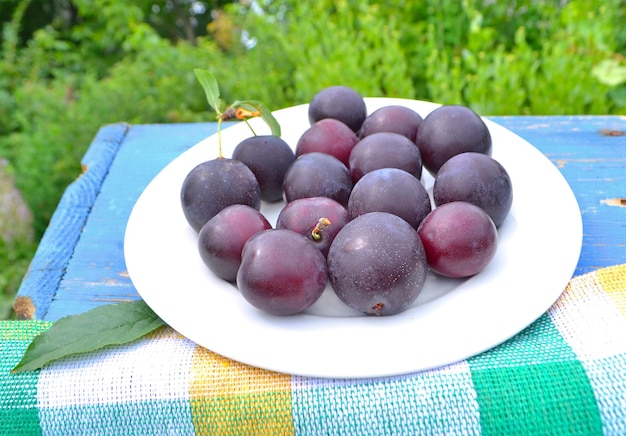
[193,69,281,158]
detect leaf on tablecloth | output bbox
[11,300,165,373]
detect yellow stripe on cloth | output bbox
[189,345,294,436]
[597,263,626,319]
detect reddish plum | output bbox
[417,201,498,278]
[198,205,272,282]
[296,118,358,166]
[237,229,328,315]
[276,197,350,257]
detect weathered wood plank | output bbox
[44,123,222,321]
[492,116,626,276]
[14,123,130,319]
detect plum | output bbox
[327,212,428,316]
[433,152,513,227]
[275,197,350,257]
[308,86,367,133]
[416,105,491,176]
[237,229,328,315]
[181,158,261,232]
[348,168,431,229]
[283,152,353,206]
[232,135,295,202]
[417,201,498,278]
[198,205,272,282]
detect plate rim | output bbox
[124,97,583,378]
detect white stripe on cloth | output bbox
[36,331,196,407]
[548,272,626,361]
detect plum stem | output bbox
[216,118,224,159]
[243,119,258,136]
[311,218,331,241]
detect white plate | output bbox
[124,98,582,378]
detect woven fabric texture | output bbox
[2,264,625,436]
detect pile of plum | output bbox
[181,86,513,316]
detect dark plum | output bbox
[416,105,492,176]
[348,168,431,229]
[327,212,428,316]
[359,105,423,143]
[283,152,352,206]
[232,135,295,202]
[296,118,358,166]
[198,205,272,282]
[237,229,328,315]
[181,158,261,232]
[348,132,422,183]
[276,197,350,257]
[434,152,513,227]
[417,201,497,278]
[308,86,367,133]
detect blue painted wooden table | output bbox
[5,117,626,436]
[13,117,626,321]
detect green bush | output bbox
[0,0,625,319]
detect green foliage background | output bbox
[1,0,625,319]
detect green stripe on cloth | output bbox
[0,320,51,436]
[468,313,603,435]
[548,266,626,434]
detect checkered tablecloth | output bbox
[2,264,625,435]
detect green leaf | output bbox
[232,100,282,137]
[11,300,165,373]
[260,106,282,137]
[194,68,222,114]
[591,59,626,87]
